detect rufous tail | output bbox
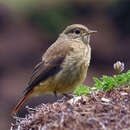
[11,89,33,117]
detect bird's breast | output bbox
[62,43,91,70]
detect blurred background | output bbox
[0,0,130,129]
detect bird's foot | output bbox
[57,94,74,102]
[63,93,74,99]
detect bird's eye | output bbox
[73,29,80,34]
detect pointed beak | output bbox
[88,30,97,34]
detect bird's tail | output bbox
[11,89,33,117]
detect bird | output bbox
[12,24,97,116]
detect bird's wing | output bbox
[24,42,73,95]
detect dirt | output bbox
[11,86,130,130]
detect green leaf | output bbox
[74,85,91,96]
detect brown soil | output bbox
[11,87,130,130]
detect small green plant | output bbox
[74,85,92,96]
[74,70,130,96]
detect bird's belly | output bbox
[54,62,89,94]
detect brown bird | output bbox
[12,24,97,116]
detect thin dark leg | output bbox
[54,91,58,100]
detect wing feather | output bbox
[24,42,73,95]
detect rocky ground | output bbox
[11,86,130,130]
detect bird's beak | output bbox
[88,30,97,34]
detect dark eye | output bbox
[73,29,80,34]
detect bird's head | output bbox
[61,24,97,44]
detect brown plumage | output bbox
[12,24,97,116]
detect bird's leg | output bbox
[54,91,58,100]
